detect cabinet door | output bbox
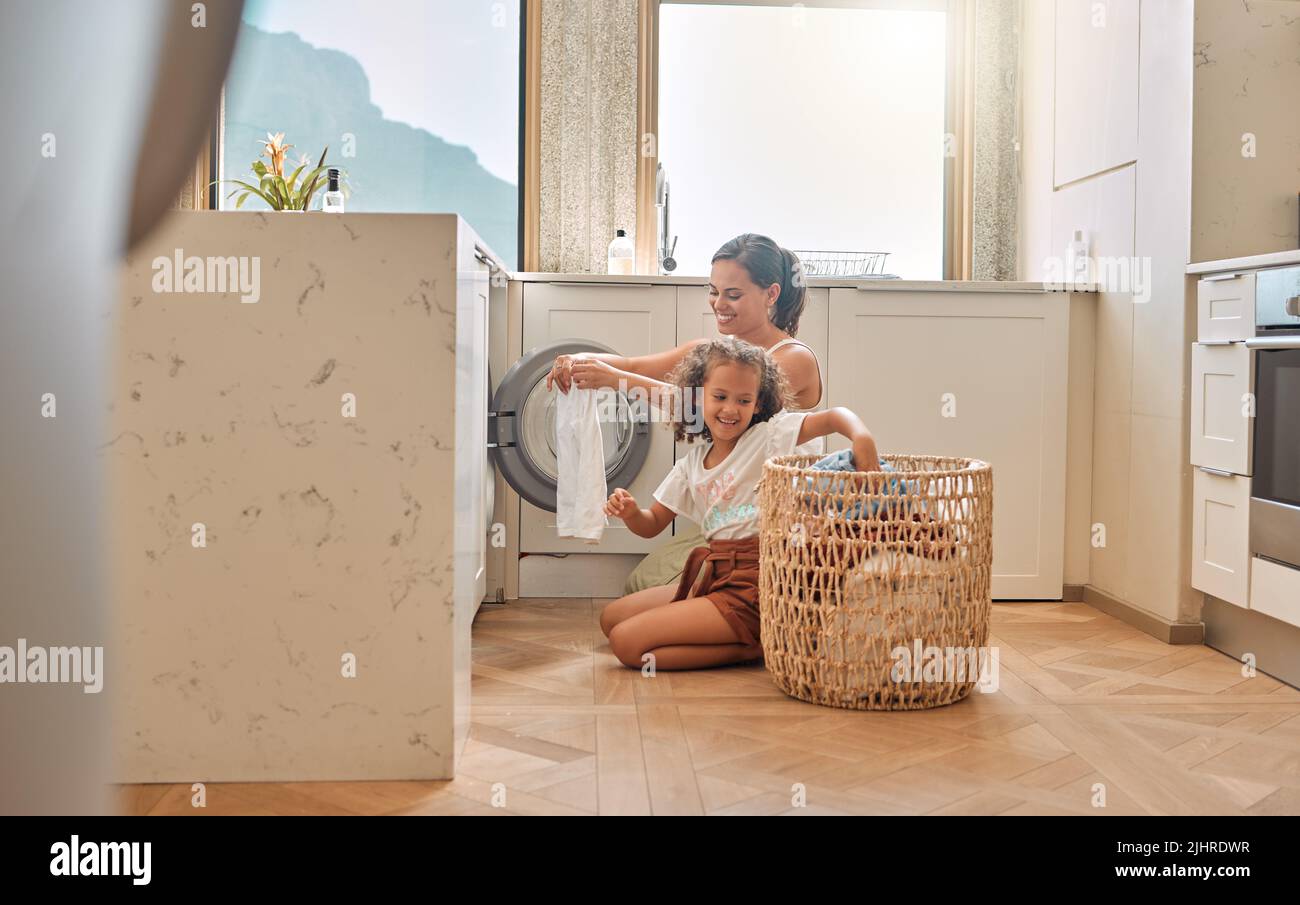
[1197,273,1256,342]
[826,289,1069,599]
[1190,342,1253,475]
[455,252,490,618]
[519,282,676,554]
[473,260,490,607]
[1249,556,1300,628]
[1053,0,1138,186]
[1191,468,1251,607]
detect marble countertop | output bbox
[509,272,1085,293]
[1187,249,1300,275]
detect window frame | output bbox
[640,0,972,279]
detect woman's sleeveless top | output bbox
[767,337,825,457]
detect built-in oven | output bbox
[1247,265,1300,572]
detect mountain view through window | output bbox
[220,0,521,269]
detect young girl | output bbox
[599,338,881,671]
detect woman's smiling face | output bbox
[708,259,778,336]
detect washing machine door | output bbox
[489,339,650,512]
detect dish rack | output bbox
[790,250,891,278]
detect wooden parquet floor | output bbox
[118,598,1300,816]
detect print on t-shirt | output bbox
[652,411,808,541]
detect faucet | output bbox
[655,163,677,273]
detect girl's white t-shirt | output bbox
[653,410,809,540]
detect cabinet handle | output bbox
[1198,339,1236,346]
[1201,272,1241,282]
[1196,466,1236,478]
[473,244,503,271]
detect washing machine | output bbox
[487,280,679,597]
[490,338,650,515]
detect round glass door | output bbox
[518,381,636,482]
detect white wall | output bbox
[1020,0,1197,622]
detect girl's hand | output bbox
[569,358,621,391]
[603,488,639,520]
[850,431,881,476]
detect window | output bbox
[656,1,948,278]
[218,0,523,270]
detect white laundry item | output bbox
[554,387,609,542]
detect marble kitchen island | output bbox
[107,212,496,782]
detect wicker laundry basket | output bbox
[758,454,993,710]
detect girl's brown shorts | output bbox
[672,535,762,650]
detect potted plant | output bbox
[217,132,345,211]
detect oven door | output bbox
[1247,338,1300,567]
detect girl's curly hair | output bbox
[666,338,792,443]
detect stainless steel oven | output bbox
[1248,265,1300,571]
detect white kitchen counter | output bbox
[511,271,1084,293]
[1187,249,1300,275]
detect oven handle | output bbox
[1246,336,1300,349]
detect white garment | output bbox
[554,388,608,542]
[654,410,808,540]
[767,337,825,457]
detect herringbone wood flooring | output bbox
[118,598,1300,816]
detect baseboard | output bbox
[1203,593,1300,690]
[1062,584,1085,602]
[1081,585,1204,644]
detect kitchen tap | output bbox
[655,163,677,273]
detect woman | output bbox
[546,233,824,594]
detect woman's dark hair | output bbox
[711,233,807,337]
[665,338,792,443]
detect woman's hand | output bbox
[569,358,622,392]
[604,488,639,520]
[546,353,582,393]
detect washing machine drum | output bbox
[489,340,651,512]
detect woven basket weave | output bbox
[758,454,993,711]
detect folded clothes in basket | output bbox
[803,448,913,520]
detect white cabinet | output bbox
[1191,468,1251,607]
[1053,0,1139,186]
[1190,342,1253,475]
[458,254,491,611]
[1249,556,1300,629]
[1197,273,1256,342]
[519,281,676,554]
[825,289,1070,599]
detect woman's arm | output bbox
[547,340,703,394]
[796,407,881,471]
